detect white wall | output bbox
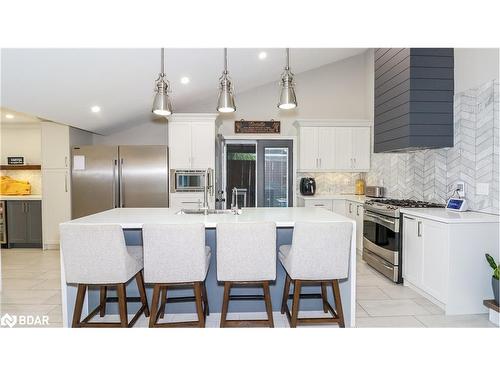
[92,120,168,145]
[183,51,372,136]
[0,123,41,164]
[455,48,499,93]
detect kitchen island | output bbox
[60,207,357,327]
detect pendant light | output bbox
[152,48,173,116]
[278,48,297,109]
[217,48,236,113]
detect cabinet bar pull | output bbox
[356,205,360,216]
[349,203,352,214]
[417,221,422,237]
[64,172,68,193]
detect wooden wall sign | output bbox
[235,120,280,134]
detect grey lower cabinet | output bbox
[6,200,42,248]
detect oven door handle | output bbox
[365,212,396,225]
[364,212,399,232]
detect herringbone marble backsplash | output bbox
[367,80,499,214]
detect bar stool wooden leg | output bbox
[194,282,205,328]
[281,274,291,314]
[263,281,274,328]
[72,284,87,328]
[332,279,345,328]
[321,282,329,313]
[202,281,210,316]
[99,286,107,317]
[117,283,128,328]
[159,287,167,319]
[149,284,161,328]
[290,280,302,328]
[135,271,150,317]
[220,281,231,328]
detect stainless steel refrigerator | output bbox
[71,145,168,219]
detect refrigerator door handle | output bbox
[119,158,124,207]
[112,159,117,208]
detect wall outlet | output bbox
[456,181,466,197]
[476,183,490,195]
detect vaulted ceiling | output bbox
[1,48,366,134]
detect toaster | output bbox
[365,186,385,198]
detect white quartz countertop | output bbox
[64,207,355,229]
[298,194,366,203]
[400,208,500,224]
[0,195,42,201]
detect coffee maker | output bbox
[300,177,316,196]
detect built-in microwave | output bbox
[170,169,211,193]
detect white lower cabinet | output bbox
[169,193,204,211]
[345,201,364,252]
[331,200,346,215]
[402,214,498,314]
[304,199,333,211]
[421,219,449,303]
[403,215,448,303]
[42,169,71,249]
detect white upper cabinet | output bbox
[191,122,215,169]
[299,127,319,170]
[351,127,371,170]
[168,121,192,168]
[41,122,70,169]
[168,114,217,170]
[295,120,371,172]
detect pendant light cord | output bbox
[224,48,228,74]
[160,48,165,76]
[285,48,290,70]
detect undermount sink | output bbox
[177,208,235,215]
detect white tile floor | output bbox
[0,248,496,328]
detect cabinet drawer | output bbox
[304,199,333,210]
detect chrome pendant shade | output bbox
[217,48,236,113]
[152,48,173,116]
[278,48,297,110]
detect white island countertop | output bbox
[65,207,356,229]
[0,194,42,201]
[298,194,366,203]
[400,208,500,224]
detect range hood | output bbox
[374,48,454,153]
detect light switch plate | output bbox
[476,183,489,195]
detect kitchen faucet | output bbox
[231,187,241,215]
[201,168,213,215]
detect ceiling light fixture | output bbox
[216,48,236,113]
[90,106,101,113]
[278,48,297,110]
[258,51,267,60]
[180,76,190,84]
[152,48,173,116]
[5,114,14,119]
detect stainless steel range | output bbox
[362,198,444,283]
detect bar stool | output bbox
[143,223,210,328]
[59,224,150,328]
[279,222,352,328]
[216,222,276,328]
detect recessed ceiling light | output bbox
[5,114,14,119]
[258,51,267,60]
[180,76,190,84]
[91,106,101,113]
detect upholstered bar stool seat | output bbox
[279,221,352,328]
[59,224,150,328]
[143,223,210,328]
[217,222,276,328]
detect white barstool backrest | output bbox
[286,222,352,280]
[216,222,276,282]
[142,223,209,283]
[59,223,142,284]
